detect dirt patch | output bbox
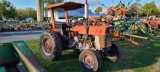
[121,69,134,72]
[150,60,160,72]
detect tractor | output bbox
[39,1,120,72]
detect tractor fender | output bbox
[51,28,63,39]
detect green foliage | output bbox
[139,2,158,16]
[95,7,102,14]
[42,0,64,11]
[43,0,63,4]
[158,8,160,13]
[154,8,160,15]
[25,8,37,20]
[0,0,16,19]
[15,8,36,20]
[128,2,141,16]
[116,1,126,9]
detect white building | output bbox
[26,17,34,22]
[43,7,96,22]
[44,10,84,22]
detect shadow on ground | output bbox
[99,36,160,72]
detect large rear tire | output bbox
[39,30,62,61]
[79,49,102,72]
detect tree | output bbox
[42,0,64,11]
[16,8,37,20]
[128,2,141,17]
[0,0,16,19]
[15,9,25,20]
[43,0,63,4]
[158,8,160,13]
[116,1,126,9]
[139,2,158,17]
[95,7,102,14]
[24,8,37,20]
[42,0,64,21]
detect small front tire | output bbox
[79,49,102,72]
[105,42,120,62]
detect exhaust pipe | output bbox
[84,0,88,19]
[84,0,89,38]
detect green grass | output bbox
[25,34,160,72]
[0,20,4,22]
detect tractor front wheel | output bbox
[39,30,62,61]
[79,49,102,72]
[105,42,120,62]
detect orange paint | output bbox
[113,30,121,38]
[118,8,125,16]
[72,25,114,36]
[123,38,142,46]
[72,25,86,34]
[107,6,117,16]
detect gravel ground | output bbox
[0,30,43,43]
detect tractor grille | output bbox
[99,27,113,48]
[99,35,112,48]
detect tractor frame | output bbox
[39,1,120,72]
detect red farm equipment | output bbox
[147,16,160,30]
[89,4,150,46]
[39,1,120,72]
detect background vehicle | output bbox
[0,23,14,32]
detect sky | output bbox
[7,0,160,12]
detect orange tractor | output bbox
[39,1,120,72]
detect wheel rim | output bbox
[84,55,94,69]
[45,39,52,53]
[42,38,52,56]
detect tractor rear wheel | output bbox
[106,42,120,62]
[79,49,102,72]
[39,30,62,61]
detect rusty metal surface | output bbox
[45,39,52,53]
[50,9,56,28]
[84,55,94,67]
[107,6,117,16]
[99,35,112,48]
[123,37,142,46]
[118,8,125,16]
[72,25,86,34]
